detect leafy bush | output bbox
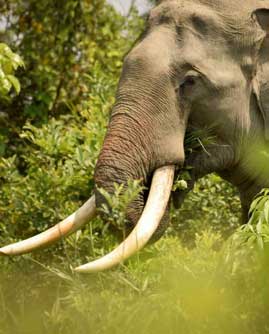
[235,189,269,250]
[0,43,24,156]
[0,43,24,100]
[0,2,144,250]
[0,0,144,161]
[172,175,241,244]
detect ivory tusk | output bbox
[0,195,96,256]
[75,165,175,273]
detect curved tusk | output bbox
[75,165,175,273]
[0,195,96,256]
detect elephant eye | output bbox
[183,76,196,86]
[179,72,199,96]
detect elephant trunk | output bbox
[94,30,186,235]
[94,99,156,227]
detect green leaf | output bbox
[7,75,21,94]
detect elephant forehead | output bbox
[151,0,259,34]
[150,0,261,52]
[150,2,234,36]
[157,0,263,14]
[150,1,222,25]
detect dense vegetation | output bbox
[0,1,268,333]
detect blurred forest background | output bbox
[0,1,268,333]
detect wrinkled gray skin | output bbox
[94,0,269,238]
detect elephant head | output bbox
[2,0,269,272]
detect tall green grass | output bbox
[1,222,269,333]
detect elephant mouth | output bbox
[0,165,176,273]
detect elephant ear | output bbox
[252,8,269,140]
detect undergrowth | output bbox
[1,230,268,334]
[0,190,269,334]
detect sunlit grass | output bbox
[1,228,269,334]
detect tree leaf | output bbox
[7,75,21,94]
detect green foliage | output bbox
[173,126,216,192]
[98,180,145,231]
[0,0,144,245]
[0,0,144,158]
[0,43,24,100]
[1,230,268,334]
[235,189,269,249]
[171,174,241,243]
[184,126,216,155]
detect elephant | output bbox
[1,0,269,273]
